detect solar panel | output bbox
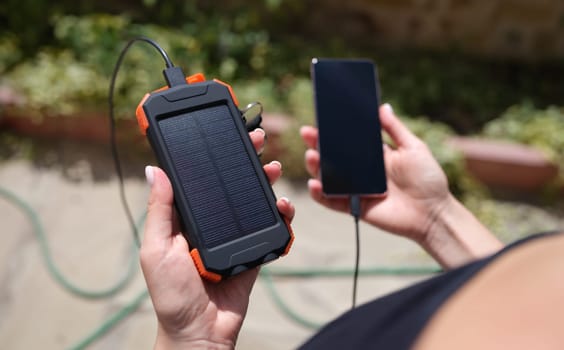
[158,104,276,248]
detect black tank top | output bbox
[299,232,559,350]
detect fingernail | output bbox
[269,160,282,169]
[307,178,316,188]
[280,197,291,205]
[145,166,154,186]
[382,103,394,114]
[305,149,317,157]
[253,128,265,137]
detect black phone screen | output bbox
[311,58,387,195]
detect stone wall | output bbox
[306,0,564,59]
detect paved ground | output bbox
[0,139,436,349]
[1,138,561,349]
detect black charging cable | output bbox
[349,194,361,309]
[108,37,181,247]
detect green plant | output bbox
[275,77,314,179]
[0,35,21,74]
[4,12,285,118]
[5,6,564,130]
[482,103,564,194]
[3,0,564,128]
[483,103,564,166]
[232,79,284,113]
[400,116,490,196]
[6,50,108,116]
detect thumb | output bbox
[142,166,175,248]
[379,103,419,148]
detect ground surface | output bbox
[0,138,561,349]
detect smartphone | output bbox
[136,74,293,282]
[311,58,387,196]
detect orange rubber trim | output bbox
[151,72,206,93]
[213,79,239,106]
[187,73,206,84]
[281,217,295,256]
[190,249,222,283]
[135,93,151,135]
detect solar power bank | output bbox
[136,73,294,282]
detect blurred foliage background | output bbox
[2,0,564,124]
[0,0,563,236]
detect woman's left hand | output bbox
[140,128,295,349]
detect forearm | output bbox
[420,194,504,269]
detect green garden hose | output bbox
[67,289,150,350]
[0,185,439,348]
[0,186,140,299]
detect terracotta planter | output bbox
[0,110,293,155]
[0,110,145,146]
[449,136,559,192]
[6,111,557,194]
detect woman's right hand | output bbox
[301,103,450,242]
[302,103,502,268]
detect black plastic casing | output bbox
[141,80,292,279]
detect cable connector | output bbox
[350,194,361,220]
[163,66,187,87]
